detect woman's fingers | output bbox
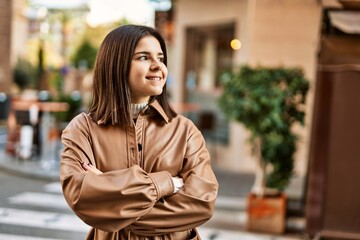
[81,162,103,175]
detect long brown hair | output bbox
[88,24,177,126]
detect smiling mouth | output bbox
[146,77,161,80]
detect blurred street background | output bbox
[0,0,360,239]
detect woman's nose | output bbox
[150,59,162,70]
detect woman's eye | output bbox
[139,56,148,61]
[158,57,164,62]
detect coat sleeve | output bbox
[128,123,219,235]
[60,114,174,232]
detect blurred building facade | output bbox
[168,0,325,193]
[0,0,28,93]
[305,2,360,237]
[166,0,360,237]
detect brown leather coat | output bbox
[60,100,219,240]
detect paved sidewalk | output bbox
[0,150,60,181]
[0,148,305,240]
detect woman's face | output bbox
[129,36,168,103]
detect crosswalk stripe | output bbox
[0,208,90,232]
[198,227,301,240]
[215,196,246,210]
[0,134,6,144]
[211,208,247,225]
[43,182,62,194]
[0,233,64,240]
[8,192,69,210]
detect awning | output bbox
[329,11,360,34]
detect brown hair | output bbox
[88,24,177,126]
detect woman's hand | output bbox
[82,162,103,175]
[172,177,184,193]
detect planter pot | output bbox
[246,192,287,234]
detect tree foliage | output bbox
[71,38,97,69]
[13,58,36,90]
[219,65,309,191]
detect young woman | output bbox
[60,24,218,240]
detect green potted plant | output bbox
[219,65,309,233]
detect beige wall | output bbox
[170,0,257,172]
[171,0,323,184]
[170,0,249,103]
[12,0,28,64]
[245,0,322,177]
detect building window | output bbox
[184,23,235,145]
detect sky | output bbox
[29,0,171,26]
[86,0,154,26]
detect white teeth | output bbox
[147,77,161,80]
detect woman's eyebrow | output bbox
[133,51,164,56]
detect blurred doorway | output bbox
[306,8,360,237]
[183,23,235,148]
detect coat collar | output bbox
[148,100,169,124]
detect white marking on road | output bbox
[0,135,6,144]
[215,196,246,210]
[0,208,89,232]
[211,208,247,225]
[198,227,301,240]
[43,182,62,194]
[8,192,69,210]
[0,233,64,240]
